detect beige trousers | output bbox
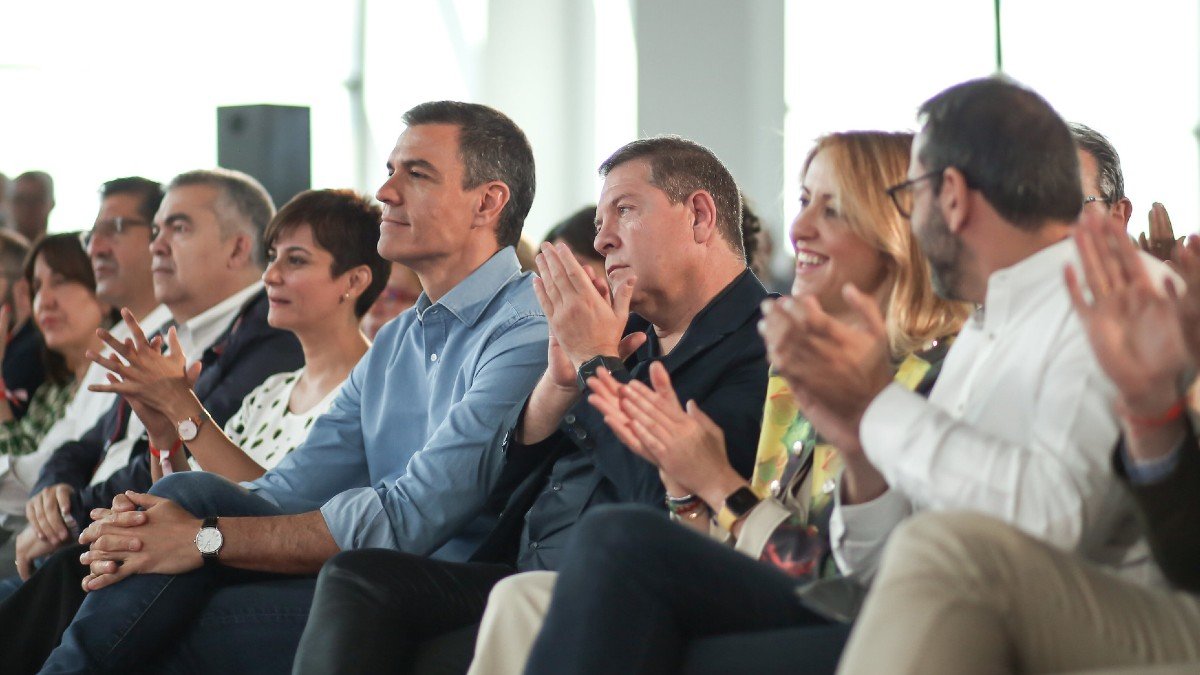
[466,571,559,675]
[837,512,1200,675]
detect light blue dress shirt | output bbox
[247,247,548,562]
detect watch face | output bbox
[196,527,223,555]
[177,418,199,441]
[725,487,761,517]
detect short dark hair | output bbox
[1069,123,1125,205]
[598,136,744,257]
[25,233,111,384]
[265,189,390,318]
[100,176,164,224]
[401,101,535,248]
[917,77,1081,230]
[543,205,602,263]
[167,168,275,265]
[740,198,761,269]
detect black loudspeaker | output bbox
[217,105,311,209]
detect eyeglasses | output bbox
[83,217,151,246]
[1082,195,1109,208]
[885,170,942,219]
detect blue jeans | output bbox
[41,472,316,674]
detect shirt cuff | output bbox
[319,486,396,551]
[829,480,911,579]
[1119,443,1183,486]
[859,382,926,475]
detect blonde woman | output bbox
[469,132,969,675]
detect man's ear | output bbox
[474,181,511,231]
[1115,197,1134,228]
[688,190,719,244]
[227,231,256,269]
[939,168,972,234]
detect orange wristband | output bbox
[1123,399,1186,428]
[148,438,184,457]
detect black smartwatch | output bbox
[716,486,762,532]
[576,354,625,392]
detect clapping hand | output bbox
[1065,218,1190,419]
[588,362,743,507]
[1138,203,1183,263]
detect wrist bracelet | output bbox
[1122,398,1187,428]
[665,492,697,505]
[669,499,707,518]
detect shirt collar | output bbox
[978,236,1073,328]
[415,247,523,327]
[176,282,263,355]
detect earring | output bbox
[340,292,350,304]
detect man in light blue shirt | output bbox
[38,101,549,673]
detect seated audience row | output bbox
[1,74,1195,675]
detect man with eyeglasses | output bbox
[761,77,1175,606]
[0,178,172,571]
[0,169,306,670]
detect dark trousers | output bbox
[525,504,842,675]
[0,542,89,675]
[293,549,513,675]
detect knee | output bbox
[149,472,236,513]
[881,511,1029,586]
[569,504,669,556]
[487,572,556,616]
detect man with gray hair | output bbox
[0,168,305,671]
[9,171,54,243]
[1070,123,1133,231]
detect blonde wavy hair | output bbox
[800,131,970,358]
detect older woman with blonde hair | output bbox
[466,131,969,675]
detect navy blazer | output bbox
[473,269,772,569]
[35,289,304,525]
[1115,419,1200,593]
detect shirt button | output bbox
[791,441,804,456]
[574,428,588,440]
[769,480,781,497]
[430,353,438,362]
[551,482,562,491]
[822,478,836,495]
[563,414,575,424]
[529,541,540,549]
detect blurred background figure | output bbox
[543,205,604,282]
[361,261,421,340]
[9,172,54,244]
[0,231,43,420]
[0,172,10,230]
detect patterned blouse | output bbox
[716,338,953,582]
[189,369,341,473]
[0,380,73,457]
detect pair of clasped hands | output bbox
[34,309,207,591]
[534,242,896,511]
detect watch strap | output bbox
[576,354,625,392]
[715,486,761,532]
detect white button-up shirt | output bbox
[830,238,1173,586]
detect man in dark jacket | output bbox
[0,168,303,672]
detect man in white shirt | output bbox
[0,178,171,540]
[760,76,1168,586]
